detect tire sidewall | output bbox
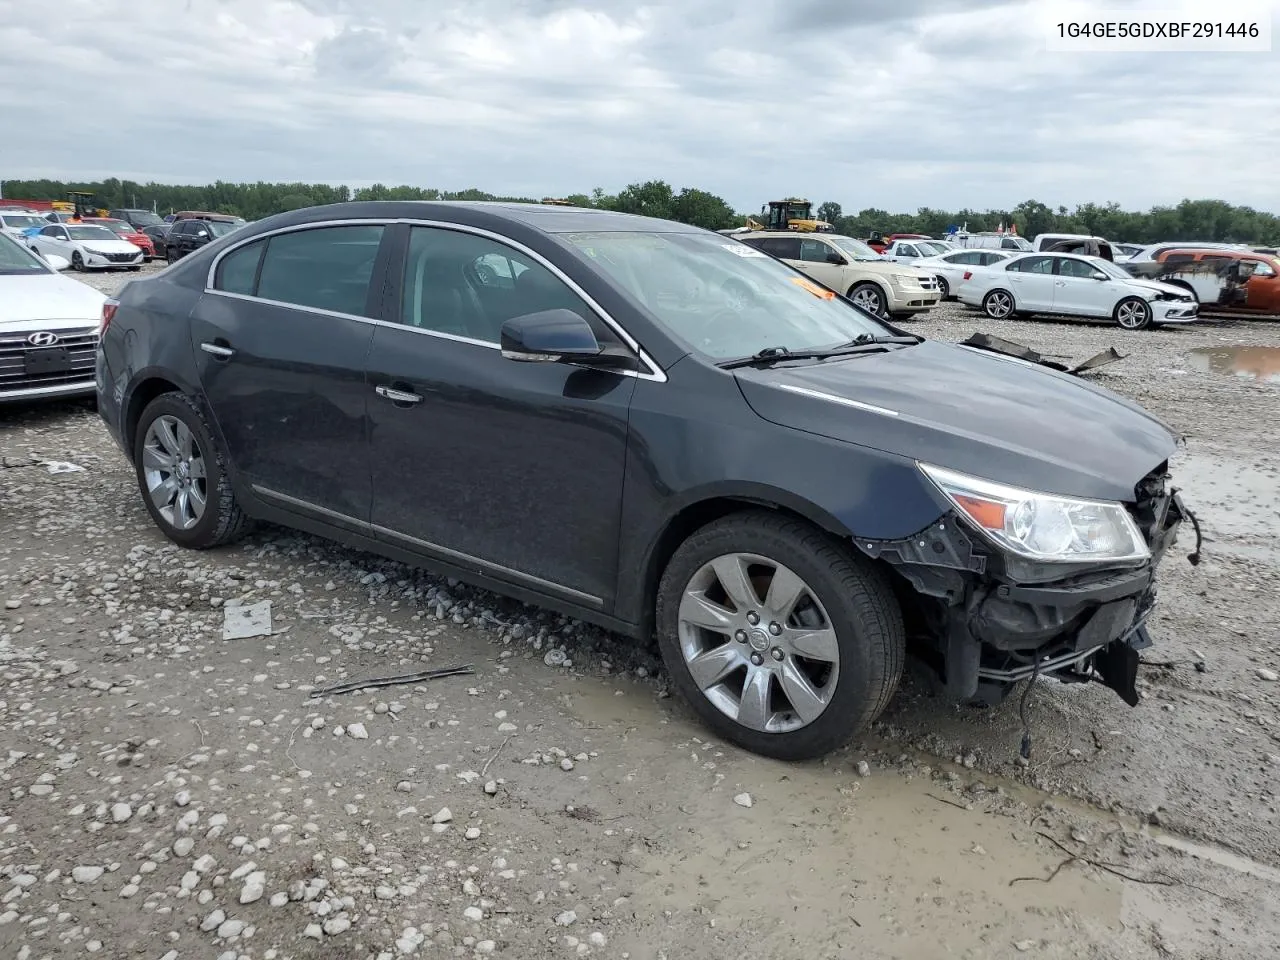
[983,289,1014,319]
[655,516,895,760]
[1115,296,1151,329]
[849,282,885,317]
[132,393,231,548]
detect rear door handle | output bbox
[200,341,235,358]
[375,384,423,405]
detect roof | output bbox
[254,200,704,236]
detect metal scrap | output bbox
[308,664,475,698]
[961,333,1126,376]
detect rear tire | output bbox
[982,289,1015,319]
[937,276,950,299]
[132,392,251,549]
[655,510,905,761]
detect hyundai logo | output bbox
[26,331,59,347]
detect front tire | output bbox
[983,289,1015,319]
[132,393,251,549]
[848,282,887,317]
[1114,296,1152,330]
[71,251,85,272]
[937,276,950,299]
[655,510,905,761]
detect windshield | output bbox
[124,211,163,226]
[207,220,239,238]
[827,236,882,260]
[1093,258,1135,280]
[67,225,119,242]
[1,214,45,229]
[559,231,890,360]
[0,233,51,275]
[917,241,951,256]
[98,221,134,235]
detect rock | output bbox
[431,807,453,824]
[175,790,192,806]
[1015,940,1035,952]
[476,941,496,954]
[1257,668,1278,682]
[396,781,413,793]
[323,916,352,935]
[483,781,498,795]
[589,932,607,947]
[173,837,195,858]
[347,722,369,739]
[560,758,575,772]
[733,793,753,808]
[463,906,483,922]
[240,871,266,903]
[193,854,218,874]
[72,866,104,883]
[303,923,324,940]
[110,802,133,823]
[465,827,481,840]
[216,918,245,938]
[855,760,871,777]
[544,649,567,667]
[463,879,481,896]
[555,909,577,926]
[269,892,289,907]
[201,909,226,931]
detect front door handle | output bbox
[375,384,423,406]
[200,341,235,359]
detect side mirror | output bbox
[195,230,209,238]
[1091,271,1109,281]
[825,252,847,265]
[44,254,71,271]
[500,309,604,363]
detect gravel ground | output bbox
[2,263,1278,959]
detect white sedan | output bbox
[0,232,107,403]
[27,222,144,272]
[914,248,1015,299]
[957,251,1199,330]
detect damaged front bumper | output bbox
[857,463,1193,708]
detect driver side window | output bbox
[398,227,619,348]
[799,239,832,263]
[1056,258,1098,279]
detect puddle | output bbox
[1187,344,1280,384]
[1169,449,1280,560]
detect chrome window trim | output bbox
[205,217,667,382]
[251,484,603,609]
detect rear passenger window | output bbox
[214,241,264,295]
[255,225,385,317]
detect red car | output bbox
[83,217,156,260]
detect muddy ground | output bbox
[1,263,1278,960]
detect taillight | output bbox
[101,298,119,335]
[963,271,973,280]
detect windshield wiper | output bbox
[717,334,922,369]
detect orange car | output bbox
[1129,247,1280,315]
[82,217,157,260]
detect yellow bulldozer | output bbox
[753,198,833,233]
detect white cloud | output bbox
[0,0,1276,212]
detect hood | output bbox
[733,339,1177,503]
[1122,277,1196,299]
[855,259,926,280]
[81,239,140,253]
[0,274,107,325]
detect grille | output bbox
[917,276,939,289]
[104,252,138,263]
[0,329,99,392]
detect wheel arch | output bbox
[632,485,855,638]
[122,370,200,454]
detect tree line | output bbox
[3,176,1276,244]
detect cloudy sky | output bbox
[1,0,1277,213]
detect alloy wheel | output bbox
[1116,299,1150,329]
[851,286,883,315]
[677,553,840,734]
[141,414,208,531]
[984,290,1013,319]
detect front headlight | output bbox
[919,463,1149,563]
[890,273,919,288]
